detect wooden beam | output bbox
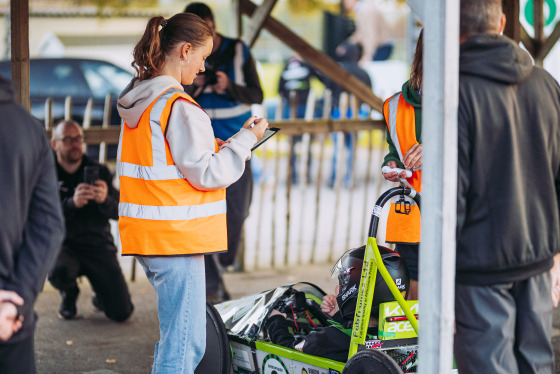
[45,119,384,142]
[538,20,560,60]
[533,0,544,66]
[10,0,30,111]
[231,0,242,38]
[520,25,536,57]
[239,0,384,113]
[406,0,424,23]
[242,0,277,48]
[503,0,520,42]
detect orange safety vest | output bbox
[117,87,227,255]
[383,92,421,244]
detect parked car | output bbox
[0,57,133,126]
[0,57,133,159]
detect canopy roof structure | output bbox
[8,0,560,111]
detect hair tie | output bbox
[161,18,168,28]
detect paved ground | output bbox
[34,263,560,374]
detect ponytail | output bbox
[132,13,213,81]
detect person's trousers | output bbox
[136,255,206,374]
[206,160,253,293]
[455,271,554,374]
[48,244,133,322]
[0,336,36,374]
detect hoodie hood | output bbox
[117,75,184,129]
[401,80,422,108]
[460,34,533,85]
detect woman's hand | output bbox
[243,117,268,141]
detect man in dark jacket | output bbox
[48,120,133,322]
[0,75,65,373]
[455,1,560,373]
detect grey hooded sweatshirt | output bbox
[456,34,560,285]
[117,75,257,191]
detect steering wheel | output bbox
[273,291,331,335]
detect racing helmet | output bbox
[331,245,410,321]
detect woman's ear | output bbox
[181,42,193,59]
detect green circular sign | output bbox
[524,0,557,26]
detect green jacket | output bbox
[382,80,422,168]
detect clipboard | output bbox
[251,127,280,151]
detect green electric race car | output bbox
[196,184,421,374]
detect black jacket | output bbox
[0,76,65,341]
[56,155,119,249]
[456,34,560,285]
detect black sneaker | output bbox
[58,288,78,320]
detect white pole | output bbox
[418,0,459,373]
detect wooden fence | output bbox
[43,90,393,277]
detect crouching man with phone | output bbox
[49,120,133,322]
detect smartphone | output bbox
[83,165,100,185]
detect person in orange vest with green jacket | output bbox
[381,30,423,300]
[116,13,267,374]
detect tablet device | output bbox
[251,127,280,151]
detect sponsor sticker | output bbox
[262,354,289,374]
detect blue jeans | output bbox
[136,255,206,374]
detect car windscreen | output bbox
[80,61,133,99]
[30,60,93,98]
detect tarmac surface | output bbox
[34,262,560,374]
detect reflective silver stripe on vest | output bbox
[150,88,184,166]
[205,104,252,119]
[116,124,124,168]
[387,93,404,163]
[119,200,227,221]
[118,162,185,181]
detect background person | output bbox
[0,75,65,373]
[337,0,393,66]
[117,13,266,373]
[278,53,315,184]
[48,120,133,322]
[455,1,560,373]
[381,29,423,300]
[184,2,264,303]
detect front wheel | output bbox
[342,350,403,374]
[195,302,231,374]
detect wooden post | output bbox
[10,0,30,111]
[503,0,520,42]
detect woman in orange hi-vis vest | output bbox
[116,13,267,374]
[381,30,423,300]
